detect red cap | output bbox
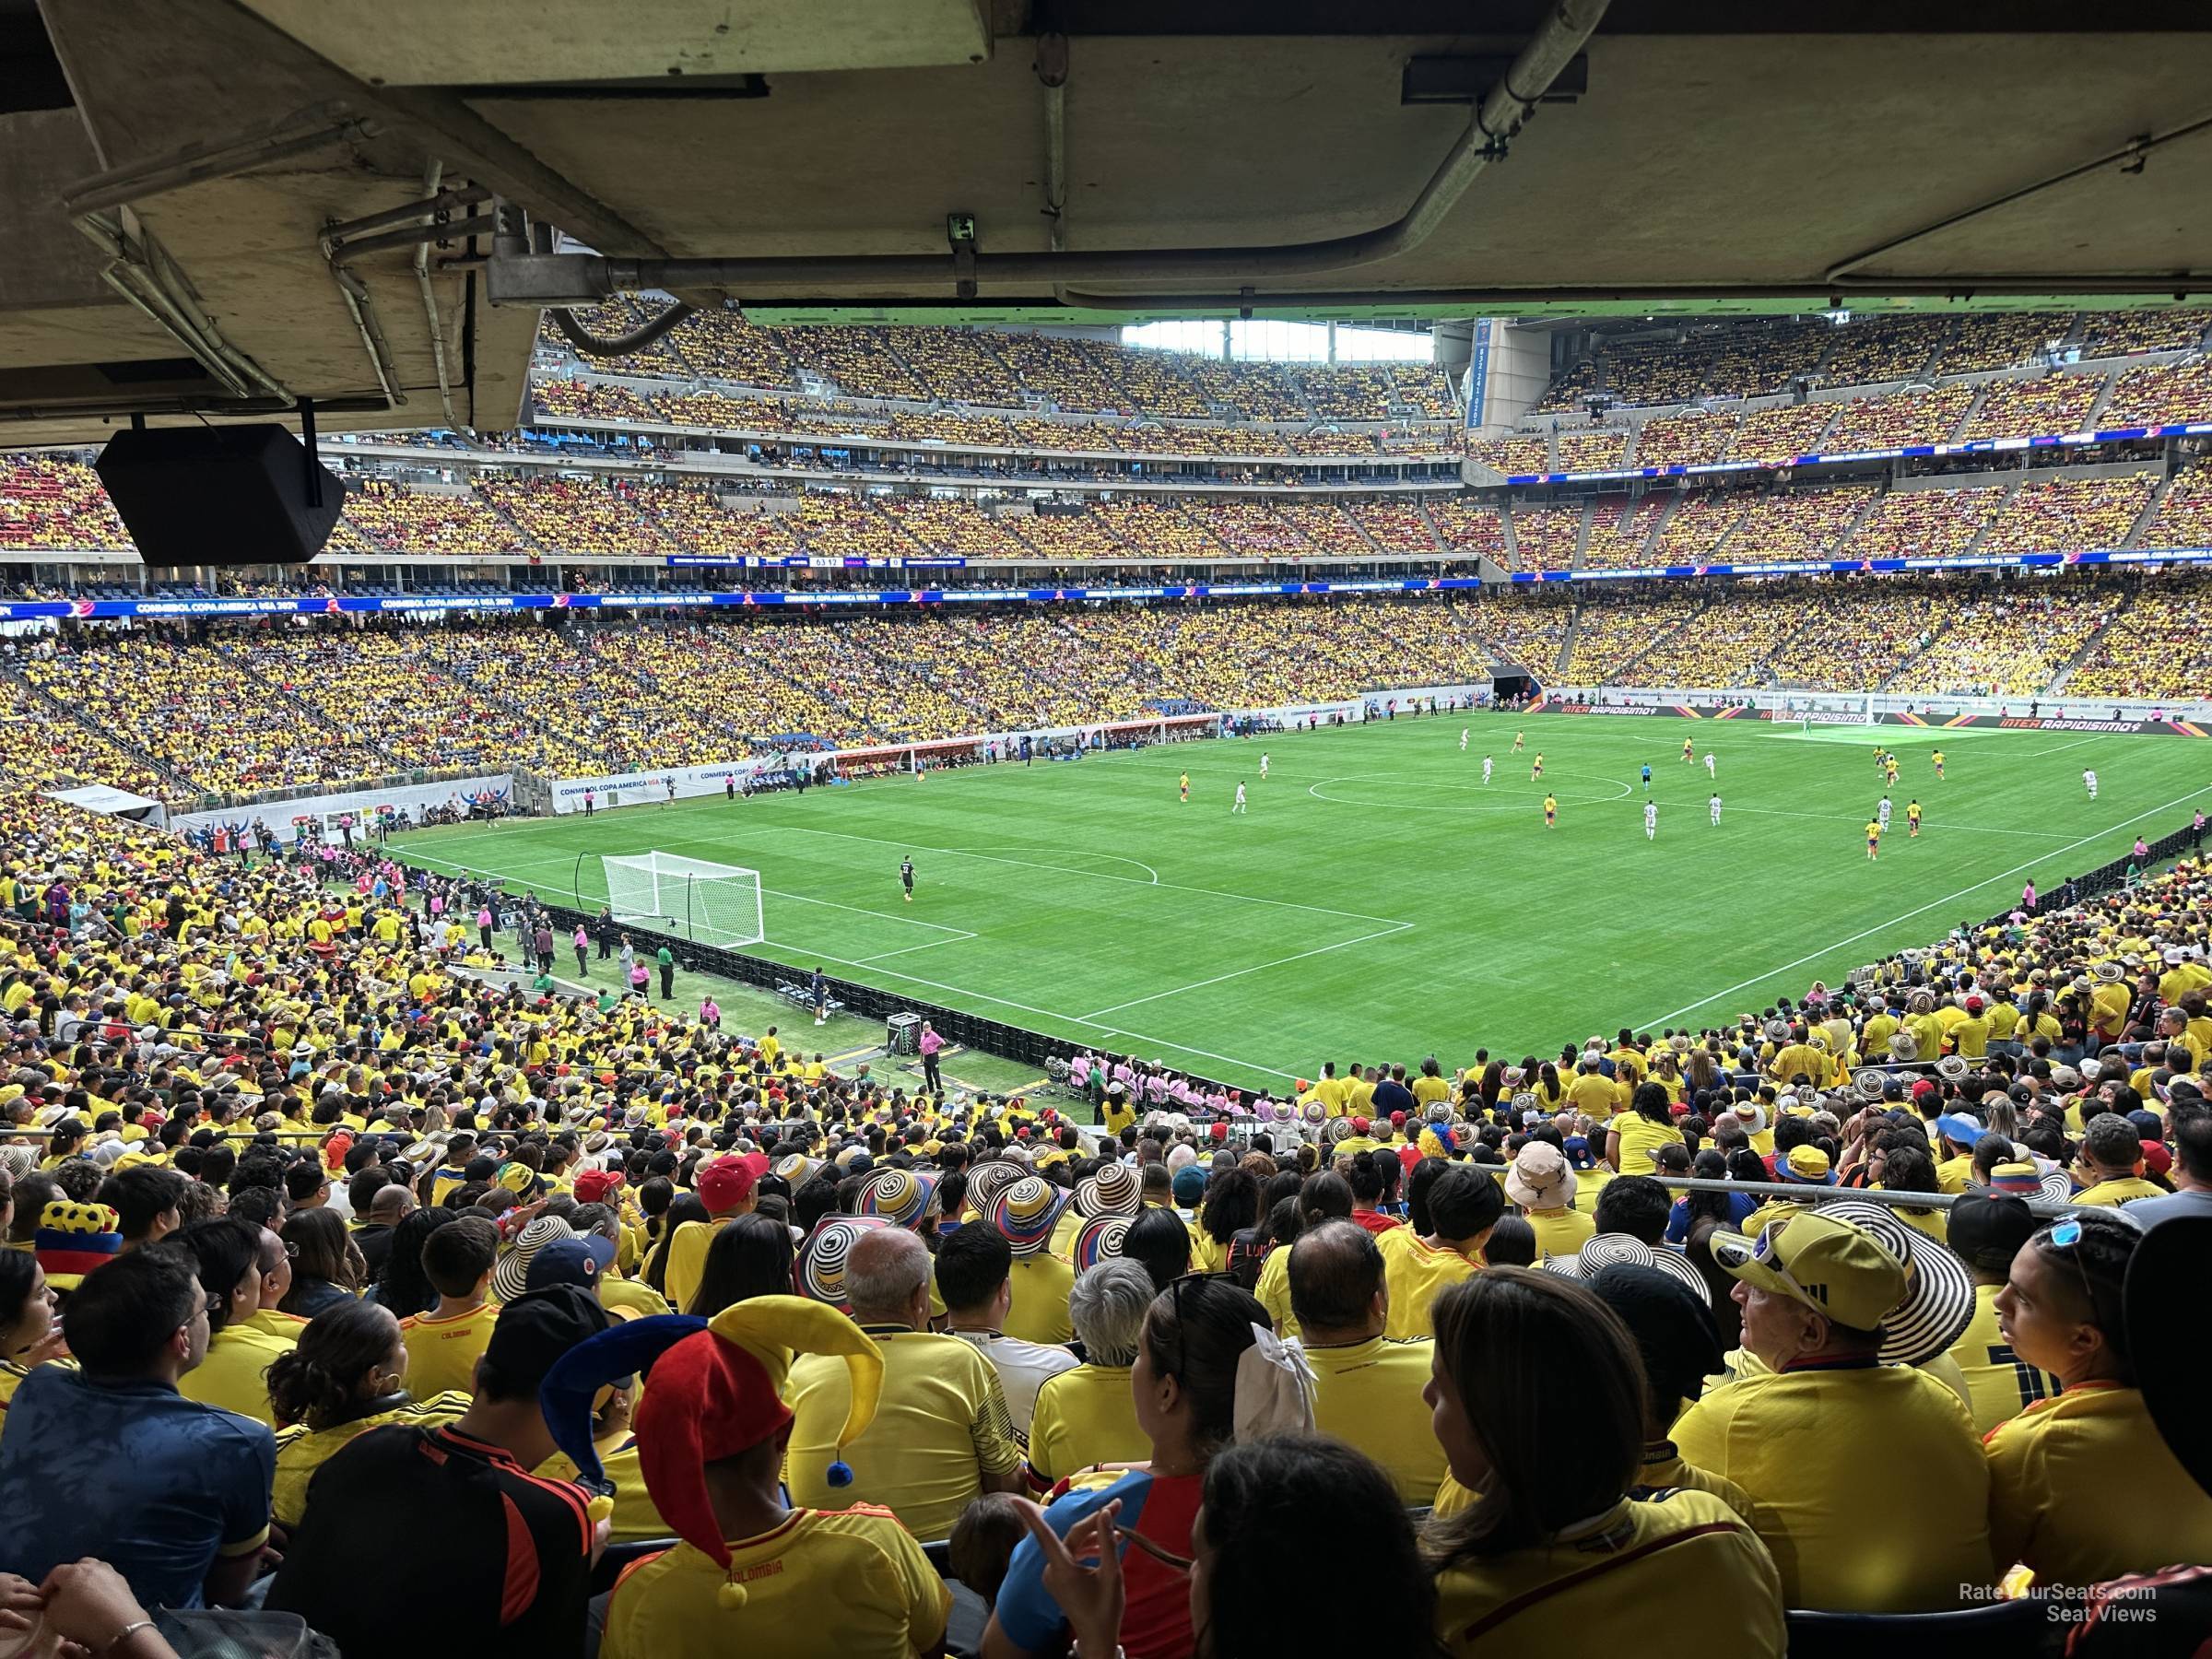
[1351,1116,1370,1134]
[1966,995,1984,1013]
[1912,1079,1937,1099]
[574,1167,625,1206]
[2142,1141,2174,1177]
[696,1156,756,1213]
[1389,1111,1406,1128]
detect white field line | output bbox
[1079,922,1415,1019]
[1631,783,2212,1029]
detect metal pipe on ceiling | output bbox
[414,161,463,431]
[61,104,374,218]
[325,183,495,247]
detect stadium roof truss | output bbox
[3,0,2211,442]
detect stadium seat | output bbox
[1782,1597,2053,1659]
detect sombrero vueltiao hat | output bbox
[797,1216,888,1308]
[965,1160,1023,1213]
[986,1177,1065,1258]
[1073,1214,1133,1274]
[855,1167,937,1230]
[1543,1232,1709,1300]
[492,1214,577,1304]
[1989,1161,2075,1205]
[1072,1163,1141,1219]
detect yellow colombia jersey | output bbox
[1946,1283,2056,1435]
[1431,1490,1784,1659]
[1026,1363,1147,1485]
[785,1328,1023,1543]
[600,1506,950,1659]
[178,1320,298,1428]
[1002,1252,1075,1346]
[1303,1335,1447,1502]
[1670,1361,1992,1613]
[273,1392,472,1527]
[1865,821,1881,841]
[399,1300,500,1399]
[1379,1232,1477,1341]
[1984,1382,2212,1587]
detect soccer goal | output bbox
[603,853,765,949]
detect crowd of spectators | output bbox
[5,779,2208,1656]
[1630,410,1735,470]
[1818,383,1977,453]
[0,456,132,552]
[1554,429,1627,473]
[1886,586,2125,697]
[343,481,527,557]
[1563,590,1703,681]
[1579,495,1670,568]
[2150,465,2212,547]
[1505,501,1584,571]
[2078,308,2212,358]
[1712,485,1874,566]
[1648,491,1752,564]
[1959,372,2106,444]
[18,634,391,802]
[1849,483,2005,560]
[1978,475,2155,559]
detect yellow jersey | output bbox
[601,1507,949,1659]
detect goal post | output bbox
[602,853,765,949]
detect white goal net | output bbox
[602,853,765,949]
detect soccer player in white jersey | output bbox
[1259,752,1269,781]
[1644,800,1658,841]
[1481,754,1493,785]
[1460,728,1469,752]
[1232,782,1248,814]
[1704,751,1716,779]
[1877,795,1892,830]
[2084,768,2099,800]
[1709,793,1723,825]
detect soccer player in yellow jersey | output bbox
[1531,752,1544,781]
[1178,772,1188,804]
[1885,759,1899,787]
[1683,736,1694,762]
[1512,730,1524,751]
[1932,748,1946,780]
[1543,794,1558,828]
[1865,819,1882,861]
[1907,798,1922,838]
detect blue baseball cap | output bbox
[524,1233,617,1292]
[1935,1112,1983,1147]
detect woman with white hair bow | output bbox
[982,1274,1314,1659]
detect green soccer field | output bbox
[384,714,2211,1091]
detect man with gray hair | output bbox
[1025,1259,1154,1487]
[783,1225,1023,1540]
[1290,1220,1445,1501]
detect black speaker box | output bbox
[94,425,347,566]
